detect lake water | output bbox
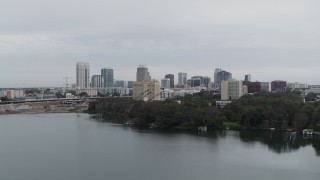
[0,113,319,180]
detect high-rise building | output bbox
[133,80,161,101]
[221,80,247,100]
[214,68,222,84]
[136,65,151,81]
[114,80,127,88]
[161,78,171,89]
[101,68,114,88]
[190,76,203,87]
[203,76,211,88]
[244,74,251,82]
[165,74,174,88]
[216,70,232,88]
[178,72,187,85]
[127,81,134,88]
[91,75,103,88]
[76,62,90,88]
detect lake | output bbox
[0,113,319,180]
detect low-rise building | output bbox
[76,88,98,97]
[271,80,287,92]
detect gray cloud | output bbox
[1,0,320,87]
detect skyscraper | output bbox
[136,65,151,81]
[216,70,232,88]
[101,68,114,88]
[165,74,174,88]
[178,72,187,85]
[161,78,171,89]
[76,62,90,88]
[214,68,222,84]
[244,74,251,82]
[203,76,211,88]
[91,75,103,88]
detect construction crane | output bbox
[63,76,70,90]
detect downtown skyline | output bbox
[1,0,320,87]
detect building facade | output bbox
[165,74,174,88]
[271,80,287,92]
[91,75,103,88]
[133,81,161,101]
[178,72,187,85]
[101,68,114,88]
[114,80,127,88]
[161,79,171,89]
[244,74,251,82]
[203,76,211,88]
[214,68,222,85]
[221,80,247,100]
[190,76,203,87]
[260,82,271,92]
[136,65,151,81]
[216,70,232,89]
[76,62,90,88]
[243,81,261,93]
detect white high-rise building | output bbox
[221,80,248,100]
[76,62,90,88]
[136,65,151,81]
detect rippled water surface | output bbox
[0,113,319,180]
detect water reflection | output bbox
[89,115,320,156]
[236,130,320,156]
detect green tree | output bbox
[305,92,317,101]
[0,96,9,101]
[55,92,65,98]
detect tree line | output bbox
[86,91,320,131]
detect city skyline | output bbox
[1,0,320,87]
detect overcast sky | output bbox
[1,0,320,87]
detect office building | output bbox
[114,80,127,88]
[221,80,248,100]
[271,80,287,92]
[133,81,161,101]
[91,75,103,88]
[216,70,232,89]
[161,79,171,89]
[165,74,174,88]
[178,72,187,85]
[101,68,114,88]
[203,76,211,88]
[217,71,232,85]
[243,81,261,93]
[287,82,308,90]
[214,68,222,84]
[244,74,251,82]
[127,81,134,88]
[76,62,90,88]
[260,82,271,92]
[136,65,151,81]
[190,76,203,87]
